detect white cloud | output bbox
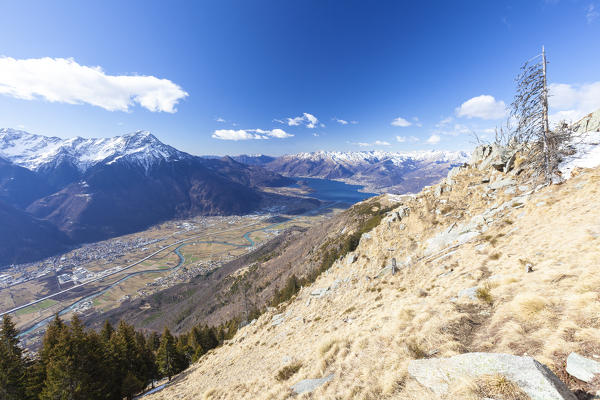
[263,128,293,138]
[391,117,412,127]
[440,123,471,136]
[412,116,423,127]
[312,133,319,137]
[216,117,226,123]
[436,116,453,128]
[285,112,319,128]
[396,135,419,143]
[587,4,599,23]
[455,95,507,120]
[0,56,188,113]
[352,140,391,147]
[350,120,358,124]
[304,113,318,128]
[212,130,267,141]
[212,128,293,141]
[335,118,348,125]
[548,81,600,123]
[273,118,285,124]
[426,134,441,144]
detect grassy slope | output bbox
[147,164,600,399]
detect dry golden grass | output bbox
[147,166,600,399]
[276,362,302,381]
[448,374,530,400]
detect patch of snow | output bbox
[559,131,600,179]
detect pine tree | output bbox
[111,321,146,398]
[0,315,27,400]
[100,320,115,343]
[157,328,178,381]
[40,315,108,400]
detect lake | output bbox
[292,177,377,204]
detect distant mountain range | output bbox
[232,150,469,193]
[0,129,294,266]
[0,128,469,267]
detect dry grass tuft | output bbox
[476,283,494,306]
[276,361,302,381]
[405,338,427,359]
[512,294,548,320]
[474,374,529,400]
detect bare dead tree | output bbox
[510,46,572,181]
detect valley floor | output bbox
[2,201,342,349]
[146,163,600,399]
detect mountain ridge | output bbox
[233,150,469,193]
[0,129,304,267]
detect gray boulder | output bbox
[573,108,600,134]
[489,177,516,190]
[407,352,576,400]
[470,144,518,172]
[291,374,334,395]
[566,352,600,383]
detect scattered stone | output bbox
[525,263,534,273]
[397,206,411,219]
[310,288,328,297]
[489,178,516,190]
[481,176,491,183]
[346,253,358,265]
[504,187,516,195]
[518,185,530,192]
[291,374,334,395]
[271,313,286,326]
[566,352,600,383]
[408,353,576,400]
[305,298,311,307]
[536,201,546,207]
[458,286,478,301]
[504,152,517,173]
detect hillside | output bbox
[84,198,394,335]
[146,129,600,399]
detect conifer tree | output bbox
[0,315,27,400]
[100,320,115,343]
[157,328,178,381]
[40,315,108,400]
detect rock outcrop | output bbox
[470,144,519,172]
[566,352,600,383]
[573,109,600,134]
[408,353,576,400]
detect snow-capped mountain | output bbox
[0,129,295,266]
[236,150,469,193]
[0,128,190,173]
[288,150,469,165]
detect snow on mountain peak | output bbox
[289,150,469,166]
[0,128,190,172]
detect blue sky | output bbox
[0,0,599,156]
